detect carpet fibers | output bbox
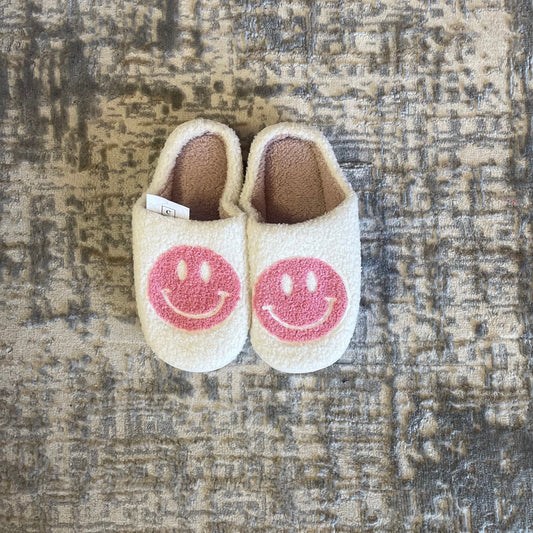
[0,0,532,531]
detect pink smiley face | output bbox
[253,257,348,342]
[148,245,240,331]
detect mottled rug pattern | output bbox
[0,0,532,531]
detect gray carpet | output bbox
[0,0,532,531]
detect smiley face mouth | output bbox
[262,297,337,331]
[161,289,230,320]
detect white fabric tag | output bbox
[146,194,190,220]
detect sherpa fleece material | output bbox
[240,123,361,373]
[132,119,248,372]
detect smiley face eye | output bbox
[281,274,293,296]
[200,261,211,282]
[177,259,187,281]
[306,271,317,293]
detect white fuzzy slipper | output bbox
[132,119,248,372]
[240,123,361,373]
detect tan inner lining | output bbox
[250,136,346,224]
[159,133,227,221]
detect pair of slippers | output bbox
[132,119,361,373]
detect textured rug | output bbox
[1,0,532,531]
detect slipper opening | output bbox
[250,136,346,224]
[159,133,228,221]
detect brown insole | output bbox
[159,133,227,221]
[251,136,345,224]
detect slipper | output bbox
[240,123,361,373]
[132,119,248,372]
